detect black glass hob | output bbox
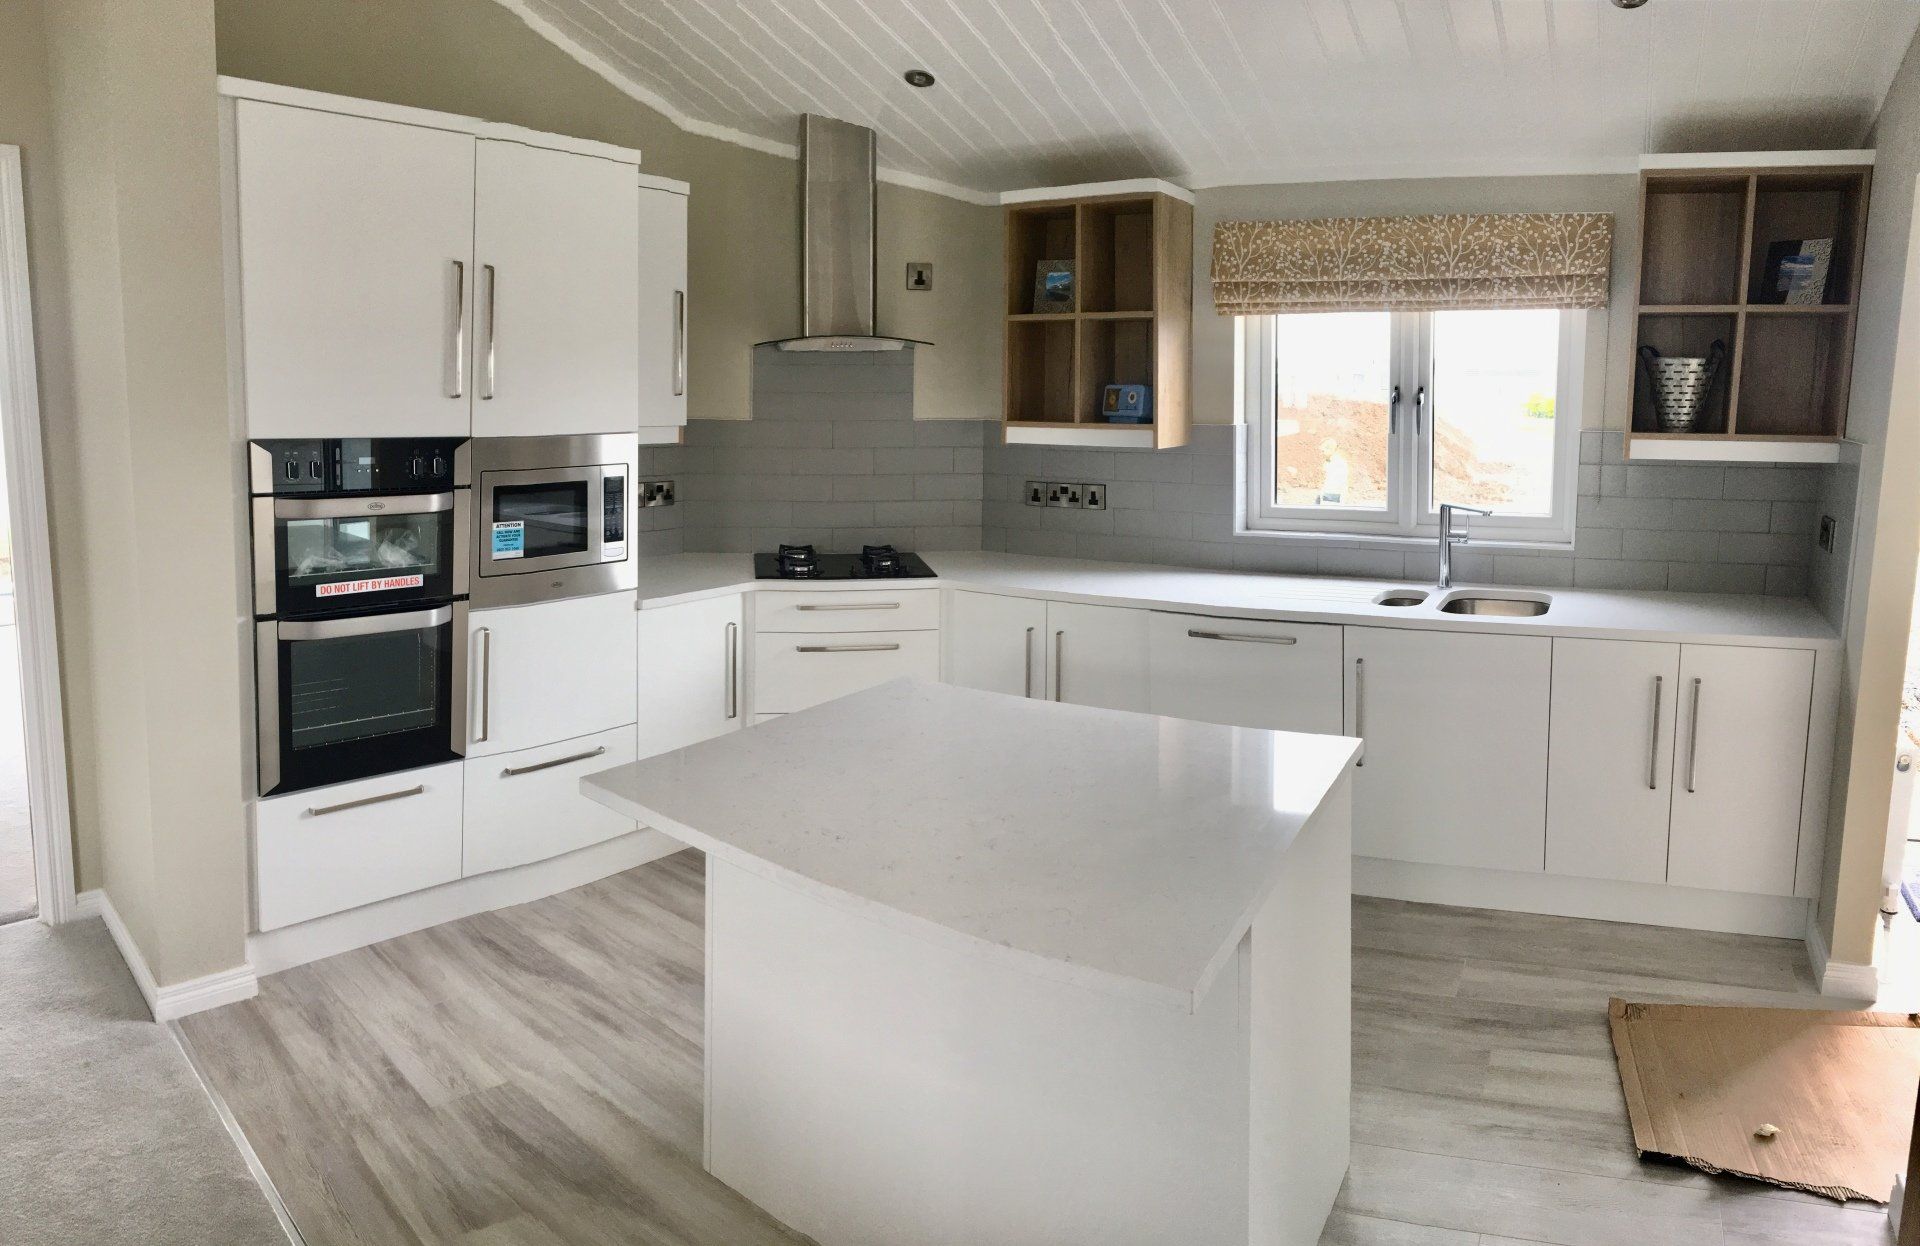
[753,544,937,581]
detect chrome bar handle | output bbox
[1188,629,1297,645]
[481,263,498,400]
[1053,630,1064,702]
[308,785,424,818]
[502,746,606,778]
[448,260,466,399]
[725,621,739,720]
[795,643,900,653]
[1353,657,1365,768]
[1685,677,1702,794]
[1646,675,1663,790]
[672,289,687,397]
[475,626,492,743]
[796,602,900,612]
[1024,626,1035,698]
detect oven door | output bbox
[253,492,469,618]
[256,603,467,797]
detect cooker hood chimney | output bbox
[760,115,930,353]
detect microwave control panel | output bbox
[602,470,627,562]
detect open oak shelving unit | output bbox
[1002,183,1192,449]
[1628,154,1871,463]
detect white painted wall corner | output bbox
[1805,910,1879,1000]
[79,888,259,1021]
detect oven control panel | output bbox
[602,470,627,562]
[251,438,469,496]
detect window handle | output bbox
[1414,385,1426,435]
[1389,384,1401,435]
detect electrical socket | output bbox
[1819,514,1836,553]
[1063,483,1085,507]
[1081,483,1105,511]
[1025,480,1047,507]
[638,480,675,507]
[1045,482,1074,508]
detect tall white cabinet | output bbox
[637,177,690,437]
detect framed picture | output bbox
[1031,261,1075,313]
[1760,238,1833,305]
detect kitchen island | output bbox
[582,678,1361,1246]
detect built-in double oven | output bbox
[250,438,471,798]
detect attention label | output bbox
[491,521,525,559]
[316,574,424,599]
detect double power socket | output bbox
[1026,480,1106,511]
[636,479,676,507]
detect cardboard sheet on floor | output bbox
[1609,997,1920,1203]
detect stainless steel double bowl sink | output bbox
[1371,588,1550,617]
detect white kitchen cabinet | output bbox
[1344,627,1550,872]
[637,595,743,758]
[1147,612,1343,734]
[469,591,638,758]
[254,761,464,931]
[1546,639,1681,884]
[464,725,638,876]
[1046,601,1149,712]
[637,180,689,436]
[472,140,641,437]
[757,588,941,634]
[1668,644,1815,897]
[945,590,1048,698]
[233,100,476,438]
[753,630,941,715]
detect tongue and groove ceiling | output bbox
[500,0,1920,198]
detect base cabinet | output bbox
[1147,612,1343,734]
[1668,644,1814,896]
[753,631,941,714]
[469,592,639,758]
[1046,601,1149,712]
[464,725,638,876]
[1344,627,1551,872]
[945,590,1047,697]
[637,595,743,758]
[1547,639,1681,884]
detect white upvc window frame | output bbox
[1241,310,1584,546]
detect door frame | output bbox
[0,145,77,924]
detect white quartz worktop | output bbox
[582,679,1361,1010]
[633,550,1839,648]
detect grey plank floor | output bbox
[181,851,1895,1246]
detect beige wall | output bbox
[213,0,1003,422]
[36,0,251,985]
[1191,175,1639,430]
[1817,32,1920,969]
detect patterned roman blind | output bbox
[1211,212,1614,315]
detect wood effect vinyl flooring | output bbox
[181,850,1895,1246]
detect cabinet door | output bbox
[1147,612,1343,734]
[1046,601,1149,712]
[234,100,475,438]
[1546,639,1680,884]
[469,591,638,758]
[464,725,638,876]
[636,595,743,758]
[945,591,1047,697]
[1344,627,1550,871]
[636,184,689,432]
[472,140,641,436]
[1668,645,1814,897]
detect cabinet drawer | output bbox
[464,725,638,877]
[254,762,464,931]
[1148,612,1344,734]
[756,588,940,633]
[753,630,940,713]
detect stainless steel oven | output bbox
[472,433,637,607]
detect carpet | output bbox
[1610,997,1920,1203]
[0,918,288,1244]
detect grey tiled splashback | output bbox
[980,425,1825,597]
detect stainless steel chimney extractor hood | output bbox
[759,115,930,353]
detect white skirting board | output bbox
[77,889,261,1022]
[1353,857,1812,940]
[248,827,684,976]
[1804,910,1880,1001]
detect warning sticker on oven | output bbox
[316,574,425,599]
[490,520,525,560]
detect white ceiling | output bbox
[500,0,1920,199]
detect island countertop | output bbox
[582,679,1361,1011]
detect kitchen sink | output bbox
[1438,594,1550,617]
[1374,589,1428,607]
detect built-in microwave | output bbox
[471,434,637,608]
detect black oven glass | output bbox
[494,481,590,559]
[278,510,453,614]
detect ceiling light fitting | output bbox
[1611,0,1649,9]
[903,69,936,88]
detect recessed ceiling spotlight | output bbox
[903,68,936,88]
[1611,0,1649,8]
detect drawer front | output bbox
[255,761,464,931]
[753,630,940,714]
[1148,612,1344,734]
[755,588,940,633]
[464,725,639,877]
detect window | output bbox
[1244,308,1582,543]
